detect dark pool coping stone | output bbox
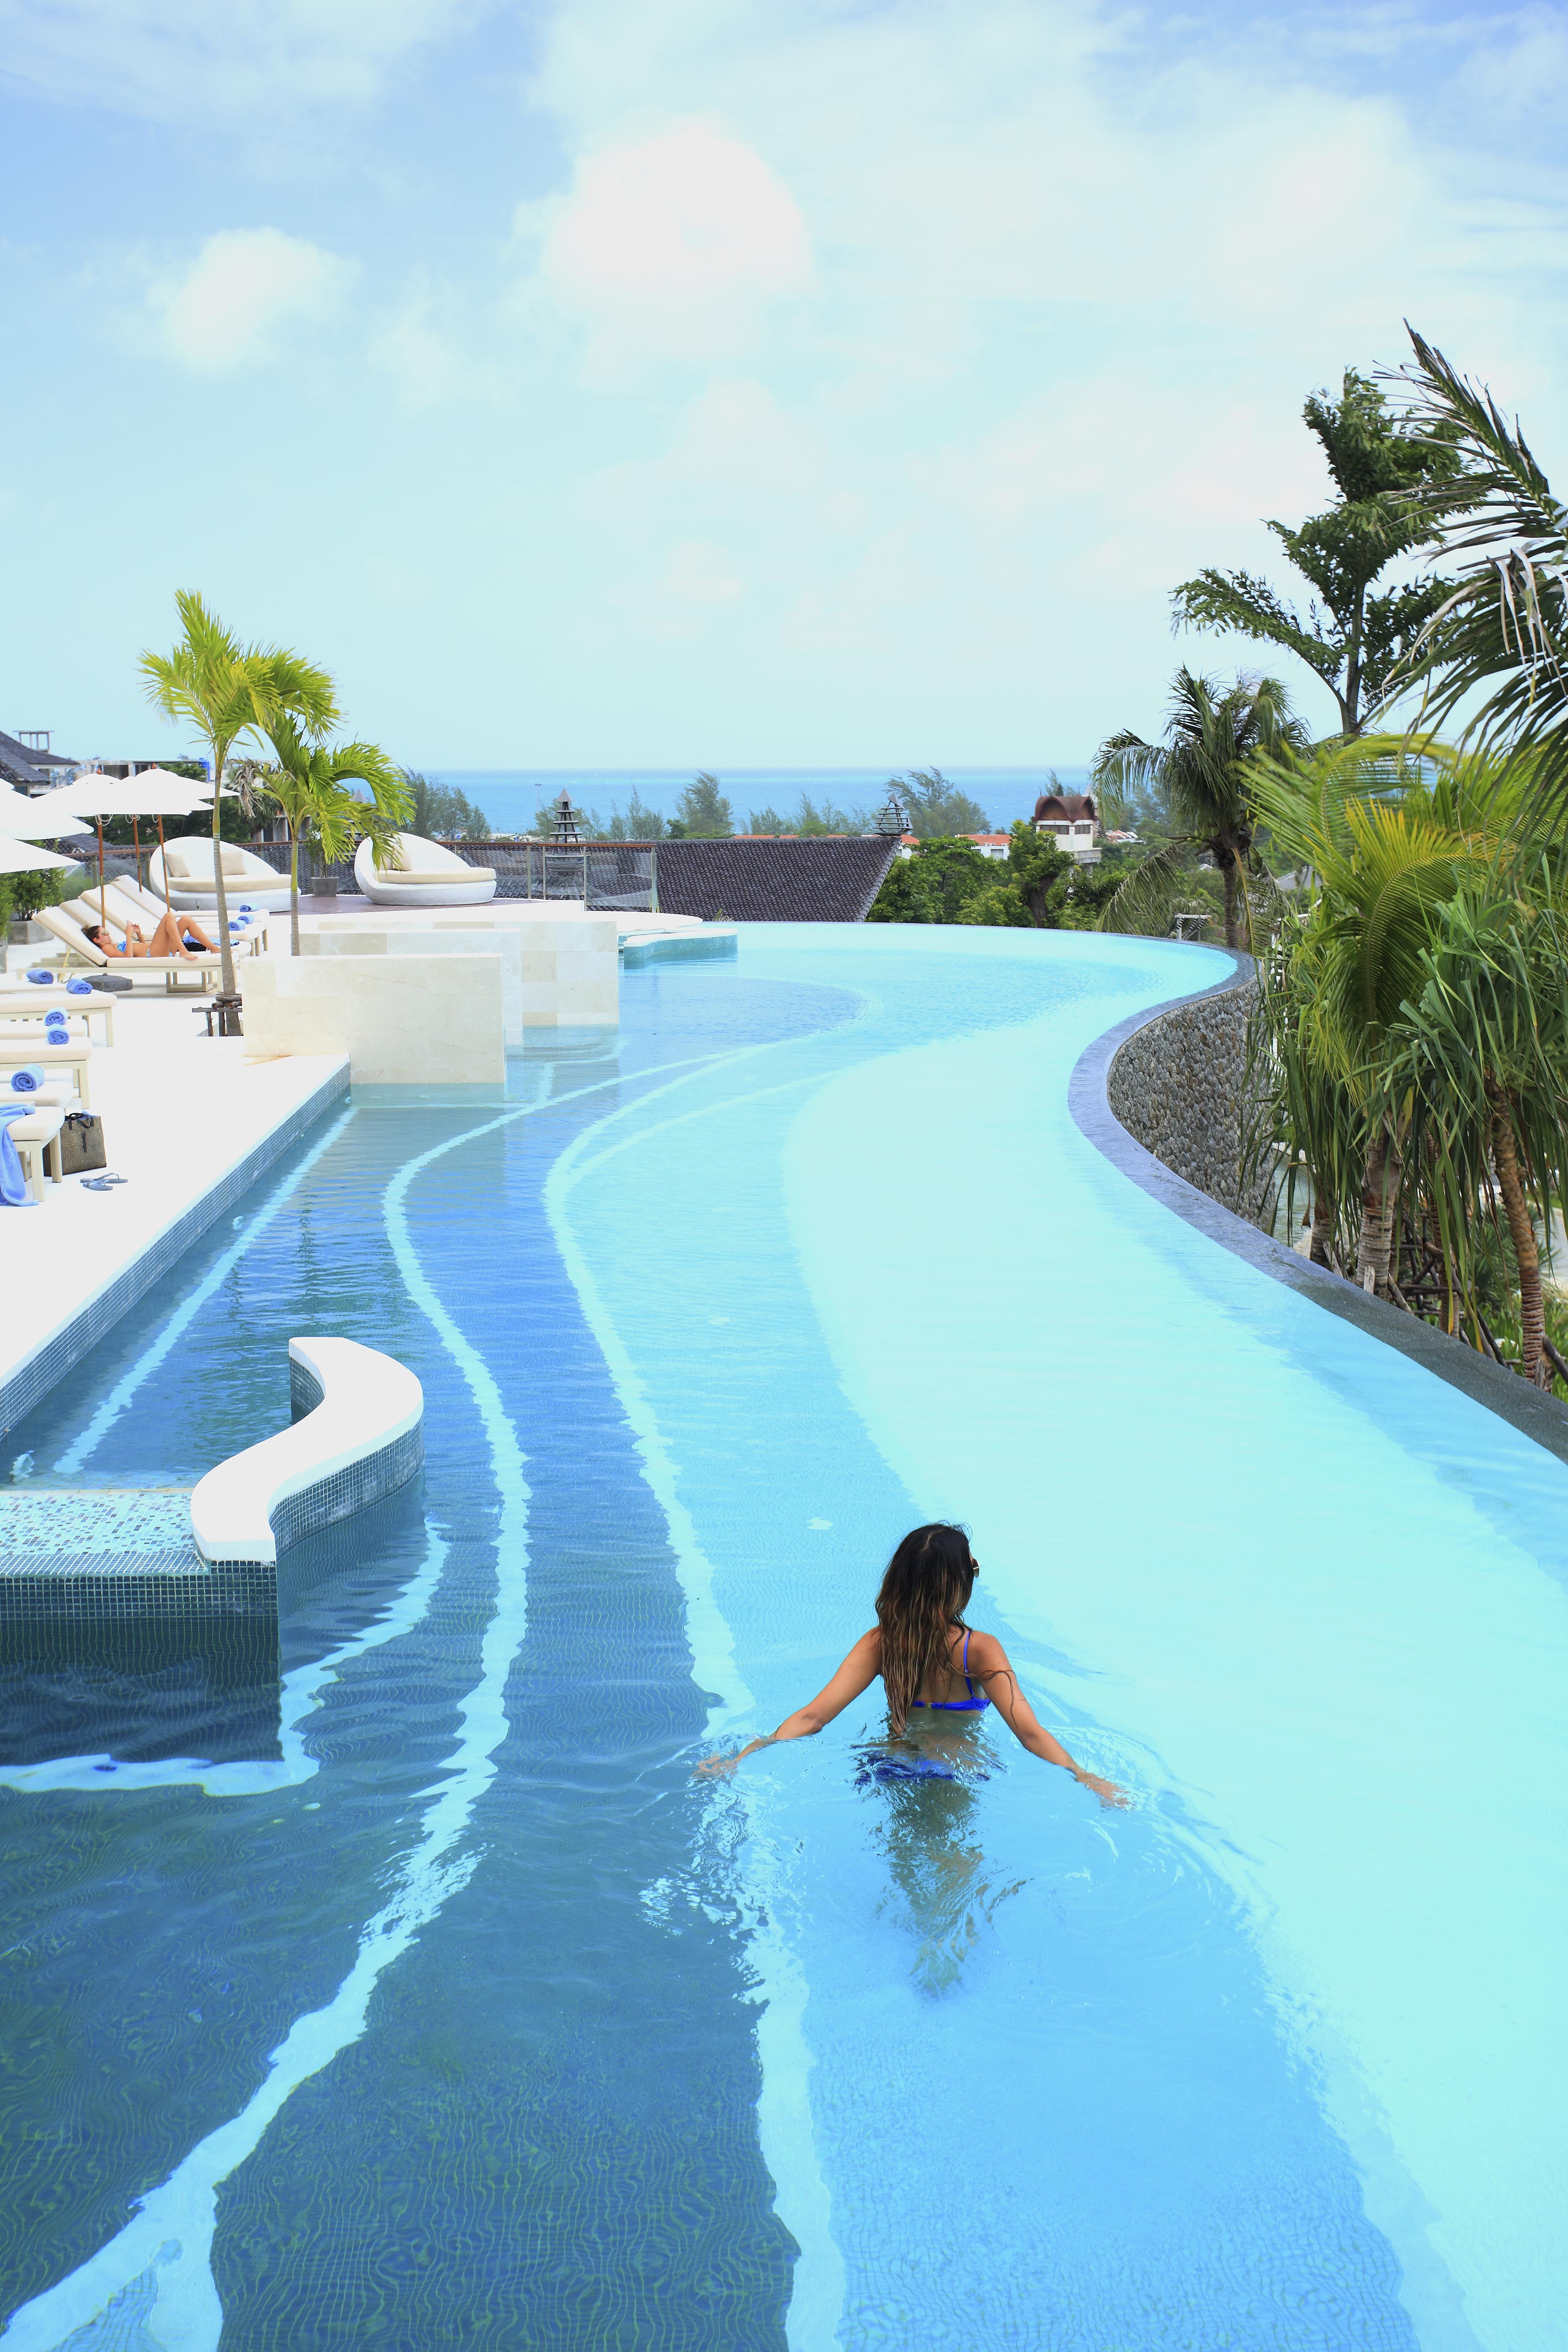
[1070,950,1568,1469]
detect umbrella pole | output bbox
[133,815,141,887]
[96,817,104,906]
[158,817,171,915]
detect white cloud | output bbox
[0,0,467,116]
[514,119,812,377]
[149,229,349,370]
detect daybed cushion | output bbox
[373,867,497,886]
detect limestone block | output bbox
[242,954,505,1083]
[303,910,619,1034]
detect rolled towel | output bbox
[25,969,53,985]
[44,1015,69,1033]
[8,1066,46,1093]
[0,1124,31,1207]
[65,976,93,995]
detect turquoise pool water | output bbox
[2,925,1565,2350]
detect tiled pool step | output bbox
[0,1340,423,1625]
[0,1485,194,1562]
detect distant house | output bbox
[1034,789,1100,864]
[893,831,1011,861]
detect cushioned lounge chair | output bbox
[149,838,292,913]
[0,1038,93,1109]
[35,903,219,991]
[80,882,266,960]
[0,993,113,1044]
[112,876,270,951]
[354,833,497,909]
[0,1104,65,1202]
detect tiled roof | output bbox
[0,730,75,786]
[647,836,897,921]
[1034,791,1096,823]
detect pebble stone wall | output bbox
[1106,967,1270,1222]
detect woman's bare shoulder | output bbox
[963,1626,1011,1669]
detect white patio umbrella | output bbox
[0,790,93,841]
[0,834,78,874]
[100,769,223,913]
[59,769,217,908]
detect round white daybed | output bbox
[354,833,497,908]
[148,838,294,913]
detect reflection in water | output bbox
[856,1725,1024,1996]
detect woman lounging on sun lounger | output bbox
[83,914,218,962]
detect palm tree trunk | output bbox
[1220,853,1239,950]
[1489,1080,1548,1385]
[1308,1181,1336,1267]
[1355,1120,1401,1297]
[211,756,237,1011]
[289,827,302,957]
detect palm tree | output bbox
[1249,736,1486,1297]
[265,717,411,954]
[1093,669,1305,949]
[1394,330,1568,808]
[1173,368,1461,736]
[140,592,336,1013]
[1389,875,1568,1384]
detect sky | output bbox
[2,0,1565,771]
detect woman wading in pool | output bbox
[699,1522,1127,1807]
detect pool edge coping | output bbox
[0,1063,351,1442]
[1070,950,1568,1469]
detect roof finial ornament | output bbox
[552,790,583,846]
[875,782,909,836]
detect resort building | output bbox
[0,729,77,792]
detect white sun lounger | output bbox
[0,1104,65,1202]
[107,878,270,954]
[0,1038,93,1109]
[36,902,219,990]
[0,992,114,1044]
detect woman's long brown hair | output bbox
[875,1523,977,1738]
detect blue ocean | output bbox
[425,768,1091,836]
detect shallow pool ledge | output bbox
[190,1336,424,1566]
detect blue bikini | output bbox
[907,1628,990,1713]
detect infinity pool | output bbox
[2,926,1565,2351]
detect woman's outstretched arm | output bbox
[696,1630,882,1776]
[966,1631,1130,1808]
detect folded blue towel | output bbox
[0,1124,31,1206]
[25,969,53,985]
[65,977,93,995]
[8,1066,46,1093]
[44,1015,68,1031]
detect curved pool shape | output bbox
[1,925,1564,2352]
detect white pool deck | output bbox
[0,988,348,1436]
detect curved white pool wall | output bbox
[190,1336,424,1565]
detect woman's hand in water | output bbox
[695,1734,774,1777]
[1075,1768,1131,1809]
